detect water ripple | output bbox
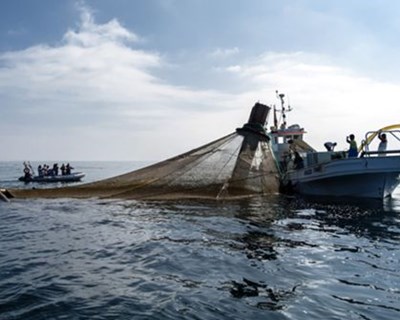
[1,194,400,319]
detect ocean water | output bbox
[1,161,400,320]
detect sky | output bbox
[1,0,400,161]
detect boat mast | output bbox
[275,90,292,129]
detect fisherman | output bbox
[378,131,387,156]
[53,163,59,176]
[346,134,358,157]
[66,163,74,175]
[293,151,304,169]
[23,163,32,180]
[285,139,304,169]
[42,164,48,176]
[60,163,66,175]
[37,165,43,176]
[288,139,296,153]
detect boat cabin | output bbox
[270,124,316,171]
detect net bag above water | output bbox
[5,103,280,201]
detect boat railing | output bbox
[361,128,400,154]
[360,149,400,157]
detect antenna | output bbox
[287,94,292,112]
[275,90,294,129]
[276,90,285,107]
[276,90,286,129]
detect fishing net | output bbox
[3,103,280,201]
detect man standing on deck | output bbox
[346,134,358,157]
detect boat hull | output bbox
[285,157,400,199]
[19,172,85,183]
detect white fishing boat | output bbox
[270,92,400,199]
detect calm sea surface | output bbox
[1,161,400,319]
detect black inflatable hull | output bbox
[19,172,85,183]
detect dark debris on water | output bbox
[229,278,299,311]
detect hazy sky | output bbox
[1,0,400,161]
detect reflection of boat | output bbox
[271,92,400,199]
[18,172,85,183]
